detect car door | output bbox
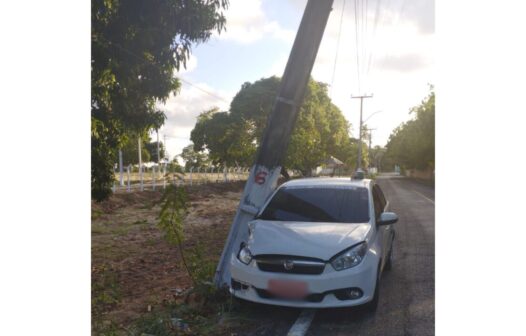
[374,184,394,269]
[372,185,387,269]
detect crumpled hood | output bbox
[248,220,371,261]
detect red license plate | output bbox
[268,279,308,299]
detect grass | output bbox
[126,288,268,336]
[92,264,121,316]
[92,182,264,335]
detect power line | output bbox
[366,0,384,77]
[175,76,229,103]
[97,35,229,104]
[353,0,361,93]
[330,0,347,98]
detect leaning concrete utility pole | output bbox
[214,0,335,288]
[351,94,373,169]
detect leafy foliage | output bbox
[117,132,151,165]
[157,184,221,307]
[179,144,212,170]
[190,77,367,174]
[158,185,188,260]
[92,0,229,201]
[145,140,166,163]
[384,87,435,171]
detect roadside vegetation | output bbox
[383,87,435,174]
[91,0,229,201]
[190,76,369,177]
[92,182,297,335]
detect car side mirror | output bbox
[377,212,398,226]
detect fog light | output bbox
[347,288,363,299]
[334,287,363,300]
[231,278,249,291]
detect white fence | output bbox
[112,165,252,193]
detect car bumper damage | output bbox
[229,252,379,308]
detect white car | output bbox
[229,176,397,311]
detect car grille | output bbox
[255,255,326,275]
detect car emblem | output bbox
[283,260,294,270]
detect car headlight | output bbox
[238,245,253,265]
[331,242,367,271]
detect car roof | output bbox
[280,177,372,189]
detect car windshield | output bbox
[258,186,370,223]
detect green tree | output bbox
[179,144,211,170]
[144,140,165,163]
[190,77,356,175]
[119,133,151,166]
[91,0,229,200]
[384,87,435,171]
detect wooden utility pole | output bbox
[351,94,373,169]
[214,0,335,288]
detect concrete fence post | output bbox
[139,164,144,192]
[152,165,156,191]
[163,163,167,189]
[126,165,131,192]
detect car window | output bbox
[258,186,370,223]
[372,187,382,220]
[373,184,387,210]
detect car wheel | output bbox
[363,269,380,313]
[384,245,393,271]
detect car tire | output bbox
[384,246,393,271]
[363,270,380,313]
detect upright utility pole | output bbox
[214,0,335,288]
[366,128,376,166]
[351,94,373,169]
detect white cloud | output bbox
[264,53,288,77]
[157,0,434,161]
[305,0,434,147]
[217,0,295,44]
[156,83,234,160]
[177,54,198,74]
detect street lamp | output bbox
[363,110,382,124]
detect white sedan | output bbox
[229,177,398,311]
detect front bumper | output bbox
[229,252,378,308]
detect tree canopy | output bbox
[190,76,368,175]
[384,87,435,171]
[91,0,229,200]
[179,144,211,170]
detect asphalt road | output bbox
[306,175,435,336]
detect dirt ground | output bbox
[91,182,245,334]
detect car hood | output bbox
[247,220,371,261]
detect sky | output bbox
[156,0,434,162]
